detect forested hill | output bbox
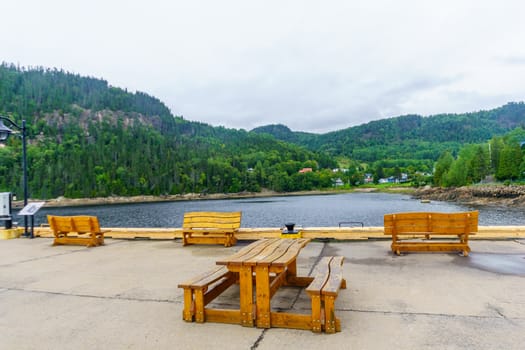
[252,102,525,162]
[0,63,335,199]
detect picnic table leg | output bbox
[255,265,271,328]
[284,258,297,286]
[239,265,254,327]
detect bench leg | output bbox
[310,294,322,333]
[194,289,206,323]
[224,234,232,247]
[323,295,337,333]
[223,234,237,247]
[182,288,195,322]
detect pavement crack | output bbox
[251,329,267,350]
[3,287,176,304]
[337,307,525,320]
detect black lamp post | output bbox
[0,116,29,237]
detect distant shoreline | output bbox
[13,188,391,208]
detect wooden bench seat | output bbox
[178,266,237,323]
[306,256,346,333]
[47,215,108,247]
[384,211,478,256]
[182,211,242,247]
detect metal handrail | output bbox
[338,221,364,228]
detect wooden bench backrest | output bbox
[47,215,102,234]
[384,211,478,235]
[183,211,242,230]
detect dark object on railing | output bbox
[284,223,295,232]
[338,221,364,228]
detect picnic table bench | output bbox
[178,238,346,333]
[178,266,237,323]
[47,215,108,247]
[384,211,478,256]
[182,211,241,247]
[306,256,346,333]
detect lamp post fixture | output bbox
[0,116,29,237]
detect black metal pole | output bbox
[22,120,30,237]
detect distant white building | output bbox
[333,178,344,187]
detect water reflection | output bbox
[29,192,525,228]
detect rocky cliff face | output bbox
[413,185,525,206]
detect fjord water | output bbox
[31,192,525,228]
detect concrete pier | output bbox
[1,237,524,349]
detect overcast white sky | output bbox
[2,1,525,133]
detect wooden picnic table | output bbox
[215,238,314,328]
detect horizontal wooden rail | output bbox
[32,226,525,240]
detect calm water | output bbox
[28,192,525,228]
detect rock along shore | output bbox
[413,184,525,207]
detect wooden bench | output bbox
[178,266,237,323]
[306,256,346,333]
[47,215,108,247]
[182,211,242,247]
[384,211,478,256]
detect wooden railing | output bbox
[32,225,525,240]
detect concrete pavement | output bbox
[1,237,524,350]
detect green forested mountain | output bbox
[0,63,335,199]
[252,103,525,163]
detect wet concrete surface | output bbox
[454,252,525,276]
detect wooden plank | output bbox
[322,256,344,296]
[269,239,310,267]
[216,239,277,266]
[203,309,242,324]
[305,257,331,295]
[183,235,232,246]
[269,312,312,331]
[178,266,230,289]
[251,239,298,267]
[392,242,470,251]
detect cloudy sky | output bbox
[3,1,525,133]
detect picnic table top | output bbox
[216,238,310,267]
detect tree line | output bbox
[433,128,525,187]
